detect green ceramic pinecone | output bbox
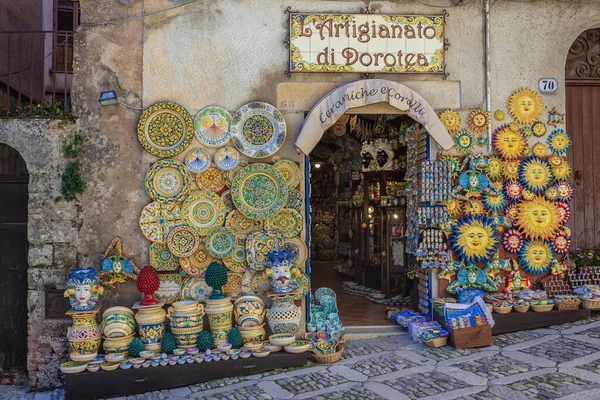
[161,332,177,354]
[198,330,215,351]
[205,261,228,289]
[129,337,145,357]
[227,327,243,349]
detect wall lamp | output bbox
[98,91,118,106]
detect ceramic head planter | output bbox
[265,249,300,294]
[64,267,104,312]
[374,139,394,170]
[360,142,375,171]
[99,237,138,289]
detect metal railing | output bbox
[0,30,74,119]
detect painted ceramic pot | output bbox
[205,297,233,345]
[266,295,301,335]
[101,306,135,338]
[237,324,267,345]
[102,333,134,355]
[135,305,166,352]
[67,311,102,362]
[167,301,204,348]
[233,296,266,327]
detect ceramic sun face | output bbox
[547,129,572,155]
[450,216,498,263]
[502,159,521,180]
[486,156,503,180]
[531,143,548,158]
[531,121,547,137]
[519,240,554,275]
[505,203,519,224]
[467,109,491,133]
[551,234,571,255]
[439,155,461,178]
[494,110,505,121]
[503,180,524,202]
[515,196,561,240]
[483,191,505,212]
[548,155,564,168]
[555,181,574,202]
[552,162,571,181]
[508,87,544,125]
[462,198,487,216]
[502,228,524,254]
[544,186,559,201]
[519,157,553,194]
[555,202,571,224]
[493,124,527,160]
[454,131,475,154]
[439,109,462,133]
[446,198,461,218]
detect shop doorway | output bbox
[0,144,29,384]
[565,28,600,249]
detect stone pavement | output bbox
[7,317,600,400]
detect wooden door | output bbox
[566,28,600,250]
[0,144,28,383]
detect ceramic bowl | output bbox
[90,354,105,365]
[284,340,311,354]
[173,348,186,356]
[59,361,86,375]
[151,355,162,361]
[177,357,186,365]
[264,344,282,353]
[186,347,200,355]
[212,354,222,361]
[233,295,266,327]
[105,353,125,363]
[102,334,134,355]
[269,333,296,347]
[119,361,133,370]
[243,342,263,351]
[230,353,240,360]
[86,363,100,373]
[204,356,212,362]
[160,360,169,366]
[186,357,195,364]
[204,349,212,356]
[217,343,232,352]
[130,357,144,366]
[168,359,177,366]
[195,355,204,363]
[142,361,151,368]
[101,306,136,338]
[100,362,119,372]
[239,351,251,359]
[226,349,241,355]
[223,353,231,360]
[252,349,270,358]
[151,360,160,367]
[139,351,155,359]
[238,324,267,344]
[238,315,262,328]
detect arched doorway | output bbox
[0,144,29,384]
[566,28,600,249]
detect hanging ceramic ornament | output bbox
[492,124,527,160]
[445,198,461,218]
[555,181,574,202]
[494,110,505,121]
[273,160,301,189]
[503,180,524,202]
[462,198,486,216]
[166,225,202,258]
[137,101,194,158]
[439,109,461,133]
[213,146,241,172]
[522,189,535,201]
[551,233,571,255]
[522,125,533,138]
[505,203,519,224]
[519,240,554,275]
[467,109,491,133]
[483,190,505,212]
[98,237,138,288]
[507,87,544,125]
[450,216,498,264]
[547,129,572,155]
[515,196,561,241]
[194,106,232,148]
[544,186,559,202]
[453,131,475,154]
[502,159,521,180]
[519,157,553,194]
[230,102,286,158]
[555,202,571,224]
[531,143,548,158]
[150,242,179,272]
[445,263,499,294]
[139,202,183,243]
[184,147,211,173]
[196,164,226,193]
[552,160,572,181]
[438,155,461,178]
[547,107,565,127]
[486,156,503,180]
[145,159,192,204]
[180,190,227,236]
[530,121,547,137]
[501,228,524,254]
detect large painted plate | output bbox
[137,101,194,158]
[145,159,192,203]
[223,272,243,299]
[264,209,303,238]
[283,237,308,269]
[139,202,182,243]
[214,146,241,172]
[231,163,288,220]
[221,190,234,213]
[179,244,213,277]
[205,227,238,259]
[292,271,310,301]
[184,147,211,173]
[155,273,183,304]
[224,161,249,188]
[180,191,226,236]
[230,102,286,158]
[273,160,301,189]
[246,230,285,272]
[286,189,303,212]
[224,210,263,240]
[223,245,248,273]
[241,270,272,301]
[193,106,232,148]
[181,277,213,302]
[149,242,180,272]
[166,225,202,258]
[196,164,226,193]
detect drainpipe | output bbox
[483,0,492,152]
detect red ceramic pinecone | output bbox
[137,266,160,295]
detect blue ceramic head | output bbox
[64,267,103,311]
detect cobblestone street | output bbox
[6,317,600,400]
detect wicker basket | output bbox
[514,304,530,313]
[555,299,581,311]
[493,305,513,314]
[424,336,448,348]
[485,303,493,313]
[531,304,554,312]
[582,298,600,310]
[311,341,345,364]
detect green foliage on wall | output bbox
[57,160,86,202]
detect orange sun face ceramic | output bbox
[515,196,561,240]
[439,109,462,133]
[493,125,527,160]
[467,109,491,133]
[508,87,544,125]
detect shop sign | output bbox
[289,13,446,74]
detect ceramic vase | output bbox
[205,297,233,346]
[101,306,135,338]
[233,296,266,327]
[266,295,301,336]
[237,324,267,345]
[67,310,102,362]
[167,301,204,348]
[134,305,166,353]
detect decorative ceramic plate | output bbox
[166,225,202,258]
[224,210,264,240]
[181,277,213,302]
[223,272,243,299]
[246,230,285,271]
[264,209,303,238]
[179,244,213,277]
[230,102,286,158]
[241,270,272,300]
[139,202,183,243]
[273,160,301,189]
[180,191,226,236]
[60,361,88,374]
[205,227,238,259]
[155,273,183,304]
[223,245,248,273]
[137,101,194,158]
[193,106,232,148]
[214,146,241,172]
[184,147,211,173]
[231,163,288,220]
[196,164,226,193]
[225,161,249,188]
[283,237,308,268]
[293,271,310,300]
[221,190,234,213]
[149,242,180,272]
[286,189,303,212]
[145,159,192,203]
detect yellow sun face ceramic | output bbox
[523,241,552,273]
[463,198,486,216]
[548,129,571,155]
[454,131,475,154]
[503,159,521,180]
[494,110,505,121]
[453,218,498,263]
[446,198,461,217]
[486,156,503,180]
[520,157,553,193]
[493,125,527,160]
[515,197,561,240]
[508,87,544,125]
[523,189,535,201]
[552,161,572,181]
[548,155,564,167]
[467,109,491,133]
[439,109,462,133]
[531,121,547,137]
[532,143,548,158]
